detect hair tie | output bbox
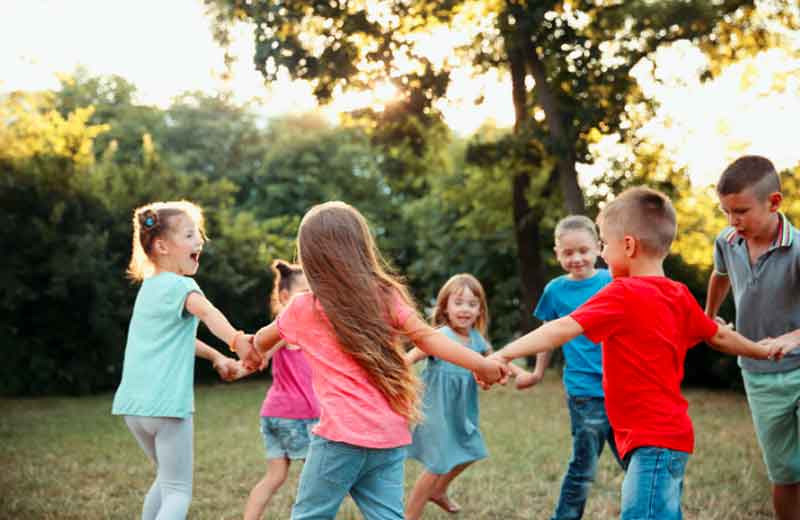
[144,216,155,228]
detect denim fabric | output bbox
[552,396,620,520]
[291,434,406,520]
[261,417,318,460]
[742,368,800,483]
[621,447,689,520]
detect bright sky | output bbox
[2,0,799,186]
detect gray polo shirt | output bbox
[713,212,800,373]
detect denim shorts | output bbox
[742,368,800,484]
[260,417,318,460]
[291,434,406,519]
[621,446,689,520]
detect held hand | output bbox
[235,334,263,371]
[515,371,543,390]
[758,335,795,361]
[474,358,509,387]
[213,356,240,382]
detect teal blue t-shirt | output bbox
[534,269,611,397]
[112,272,202,418]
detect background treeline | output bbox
[1,69,798,396]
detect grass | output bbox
[0,373,773,519]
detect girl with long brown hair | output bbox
[238,201,507,519]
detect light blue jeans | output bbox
[621,447,689,520]
[291,434,406,520]
[552,396,620,520]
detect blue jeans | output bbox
[621,447,689,520]
[552,396,620,520]
[291,434,406,520]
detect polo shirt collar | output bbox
[725,212,794,248]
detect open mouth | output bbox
[190,252,201,263]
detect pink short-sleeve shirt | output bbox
[276,291,414,448]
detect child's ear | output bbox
[153,237,169,256]
[623,235,637,258]
[279,288,291,304]
[767,191,782,212]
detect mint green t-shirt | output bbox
[112,272,202,418]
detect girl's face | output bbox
[445,286,481,334]
[555,229,599,280]
[277,274,310,311]
[158,214,204,276]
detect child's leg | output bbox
[291,435,362,520]
[124,416,193,520]
[429,462,473,512]
[349,446,405,520]
[551,396,611,520]
[405,469,441,520]
[620,447,688,520]
[244,458,290,520]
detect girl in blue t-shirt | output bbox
[517,214,620,520]
[112,201,248,520]
[405,273,529,519]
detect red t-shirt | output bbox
[570,276,718,459]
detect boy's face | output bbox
[555,229,600,280]
[718,187,781,242]
[598,219,630,278]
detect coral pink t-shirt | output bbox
[276,291,414,448]
[570,277,719,460]
[260,347,320,420]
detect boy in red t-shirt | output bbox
[492,187,781,520]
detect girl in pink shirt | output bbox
[241,260,320,520]
[239,201,508,520]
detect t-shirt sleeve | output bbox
[533,282,558,321]
[389,290,416,329]
[683,286,719,346]
[276,295,300,345]
[713,232,729,276]
[569,281,626,344]
[177,276,203,320]
[473,332,490,354]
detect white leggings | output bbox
[124,415,193,520]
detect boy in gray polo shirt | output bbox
[705,155,800,520]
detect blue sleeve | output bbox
[472,331,490,354]
[533,281,559,321]
[176,276,203,320]
[713,231,730,275]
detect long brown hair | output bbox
[270,259,304,316]
[431,274,489,336]
[297,201,422,423]
[127,200,205,281]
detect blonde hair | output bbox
[270,259,304,315]
[297,201,422,424]
[599,187,676,257]
[432,274,489,336]
[127,200,206,281]
[555,215,598,244]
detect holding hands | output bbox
[758,332,798,360]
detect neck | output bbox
[628,257,665,277]
[568,268,596,281]
[450,325,471,337]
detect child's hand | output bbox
[474,357,509,387]
[213,356,240,382]
[515,371,543,390]
[235,334,263,371]
[758,334,796,361]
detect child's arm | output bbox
[491,316,584,364]
[251,322,286,365]
[185,292,252,353]
[704,272,731,320]
[515,351,551,390]
[400,314,508,384]
[405,347,428,365]
[195,339,239,381]
[757,330,800,357]
[707,324,781,360]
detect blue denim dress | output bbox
[407,326,488,474]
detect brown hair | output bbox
[297,201,422,423]
[599,187,676,258]
[270,259,304,315]
[717,155,780,200]
[432,274,489,336]
[127,200,206,281]
[554,215,599,244]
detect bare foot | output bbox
[429,494,461,514]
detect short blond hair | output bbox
[599,187,676,258]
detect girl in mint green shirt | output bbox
[112,201,248,520]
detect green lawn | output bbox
[0,374,773,519]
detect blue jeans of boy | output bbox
[291,434,406,520]
[552,396,620,520]
[621,447,689,520]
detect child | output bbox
[241,260,320,520]
[236,201,508,520]
[405,273,513,519]
[490,187,781,520]
[111,201,248,520]
[704,155,800,520]
[516,215,619,520]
